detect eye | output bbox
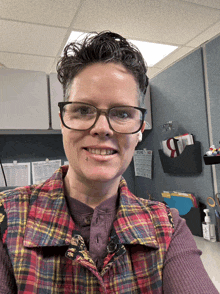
[110,108,132,119]
[66,104,96,116]
[77,106,93,115]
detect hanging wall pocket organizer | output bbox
[158,122,202,175]
[159,141,202,174]
[203,155,220,165]
[203,143,220,165]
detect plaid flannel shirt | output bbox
[0,166,174,294]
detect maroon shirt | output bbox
[0,234,17,293]
[65,193,118,271]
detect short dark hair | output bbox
[57,31,148,106]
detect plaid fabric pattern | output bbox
[0,166,174,294]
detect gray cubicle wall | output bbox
[205,35,220,194]
[133,47,216,227]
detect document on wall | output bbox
[0,161,31,187]
[32,159,61,184]
[133,149,153,179]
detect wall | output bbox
[205,35,220,194]
[144,48,212,201]
[129,39,220,238]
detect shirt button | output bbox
[107,241,118,253]
[84,215,92,225]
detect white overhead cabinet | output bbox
[49,73,63,130]
[0,68,49,130]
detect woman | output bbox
[0,31,218,293]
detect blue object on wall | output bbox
[164,196,194,215]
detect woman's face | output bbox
[60,62,145,185]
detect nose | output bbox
[89,111,114,137]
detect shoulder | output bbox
[0,186,34,240]
[123,191,175,230]
[0,185,36,205]
[139,197,175,229]
[0,185,36,241]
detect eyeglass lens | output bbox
[61,103,144,133]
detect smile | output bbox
[85,148,117,155]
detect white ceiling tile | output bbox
[186,22,220,47]
[0,0,220,76]
[0,52,54,73]
[0,0,82,27]
[181,0,220,10]
[0,20,68,56]
[72,0,220,45]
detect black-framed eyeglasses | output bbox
[58,102,147,134]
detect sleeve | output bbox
[163,208,219,294]
[0,237,17,294]
[0,200,17,293]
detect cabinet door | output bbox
[0,68,49,129]
[49,73,63,130]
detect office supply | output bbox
[161,133,194,158]
[207,197,216,208]
[32,159,61,184]
[162,191,196,215]
[133,149,152,179]
[203,144,220,165]
[159,141,202,175]
[162,191,204,236]
[202,209,216,242]
[0,161,30,187]
[216,210,220,243]
[215,210,220,218]
[0,159,7,187]
[215,193,220,207]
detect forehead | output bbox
[68,63,139,106]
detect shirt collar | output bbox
[24,165,74,247]
[24,166,158,249]
[113,178,159,249]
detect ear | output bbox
[141,121,146,132]
[136,122,145,144]
[138,131,142,142]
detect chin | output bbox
[82,167,123,183]
[85,173,118,183]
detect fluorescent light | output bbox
[130,39,178,67]
[65,31,90,44]
[64,31,178,66]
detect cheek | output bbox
[62,130,83,157]
[121,136,138,156]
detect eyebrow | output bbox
[68,100,138,108]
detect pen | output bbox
[215,210,220,218]
[216,193,220,207]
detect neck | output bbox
[64,169,120,209]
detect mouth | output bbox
[84,148,117,155]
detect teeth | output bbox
[87,148,115,155]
